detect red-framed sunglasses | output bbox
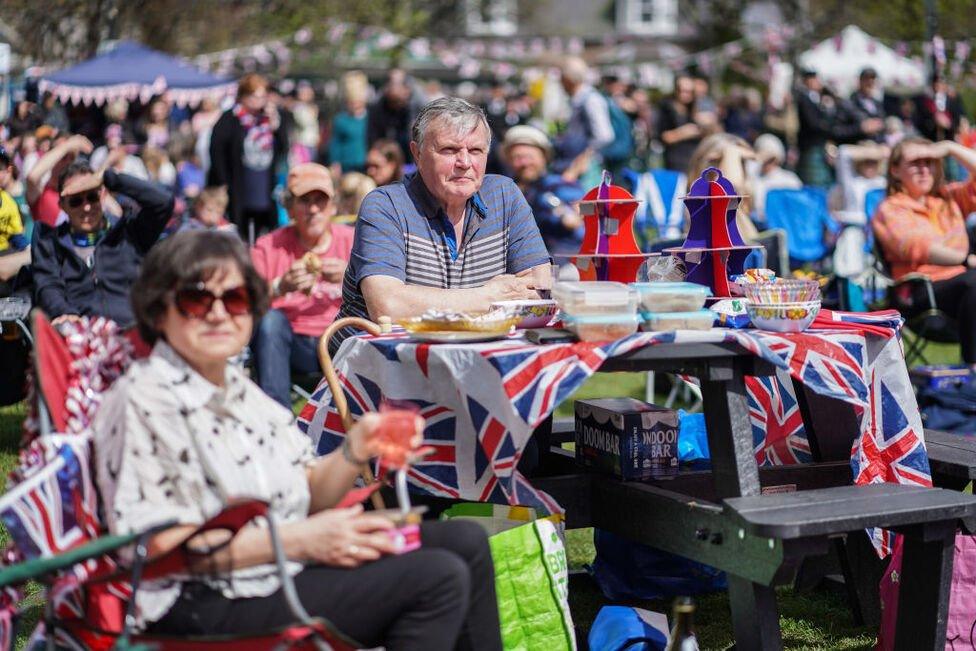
[174,283,252,319]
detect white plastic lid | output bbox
[562,313,641,325]
[552,281,637,308]
[640,309,715,318]
[630,282,712,296]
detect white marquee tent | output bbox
[800,25,927,96]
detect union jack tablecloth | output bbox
[298,309,928,556]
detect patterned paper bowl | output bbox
[489,300,559,329]
[743,280,821,305]
[747,300,821,333]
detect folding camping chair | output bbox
[765,187,841,270]
[0,311,358,650]
[871,246,960,366]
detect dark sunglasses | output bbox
[295,192,330,207]
[65,190,101,208]
[174,283,252,319]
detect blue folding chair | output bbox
[622,168,688,250]
[864,187,886,222]
[862,187,887,253]
[765,187,840,269]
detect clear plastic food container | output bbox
[562,313,640,342]
[630,282,712,313]
[640,309,715,332]
[552,281,639,316]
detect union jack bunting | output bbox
[300,311,927,557]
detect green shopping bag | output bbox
[440,504,574,649]
[439,502,564,536]
[489,518,576,651]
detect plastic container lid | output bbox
[562,313,642,325]
[630,282,712,297]
[640,309,714,318]
[552,281,638,313]
[640,309,715,330]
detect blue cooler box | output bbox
[909,365,973,391]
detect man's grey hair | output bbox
[411,97,492,149]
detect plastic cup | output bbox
[374,409,418,469]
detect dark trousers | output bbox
[148,520,502,651]
[925,269,976,363]
[239,207,278,246]
[251,309,321,406]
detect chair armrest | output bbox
[891,274,937,312]
[896,273,935,285]
[0,532,145,588]
[139,498,269,582]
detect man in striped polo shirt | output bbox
[333,97,551,352]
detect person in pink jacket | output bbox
[251,163,354,404]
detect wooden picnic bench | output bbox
[925,428,976,491]
[531,340,976,650]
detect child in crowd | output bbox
[334,171,376,224]
[164,186,236,238]
[142,146,177,189]
[0,148,27,254]
[170,136,205,200]
[186,186,235,233]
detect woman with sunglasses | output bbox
[92,230,502,650]
[873,138,976,367]
[30,161,174,326]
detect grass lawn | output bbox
[0,333,961,649]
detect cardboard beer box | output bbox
[574,398,679,480]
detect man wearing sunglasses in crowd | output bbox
[29,161,175,326]
[250,162,354,406]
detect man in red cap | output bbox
[251,162,354,405]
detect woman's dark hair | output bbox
[131,230,269,345]
[57,160,95,194]
[369,139,405,175]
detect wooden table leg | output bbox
[700,362,784,650]
[728,576,784,650]
[699,364,761,499]
[894,523,956,651]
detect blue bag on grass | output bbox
[588,605,669,651]
[589,530,726,601]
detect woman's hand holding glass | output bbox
[346,412,431,469]
[295,504,397,568]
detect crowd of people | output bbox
[2,53,976,647]
[0,57,974,358]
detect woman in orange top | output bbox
[873,137,976,364]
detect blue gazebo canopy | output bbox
[39,41,236,107]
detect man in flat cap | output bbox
[503,125,585,255]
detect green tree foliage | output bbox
[0,0,455,66]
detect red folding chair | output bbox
[0,311,358,650]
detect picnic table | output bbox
[298,311,976,649]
